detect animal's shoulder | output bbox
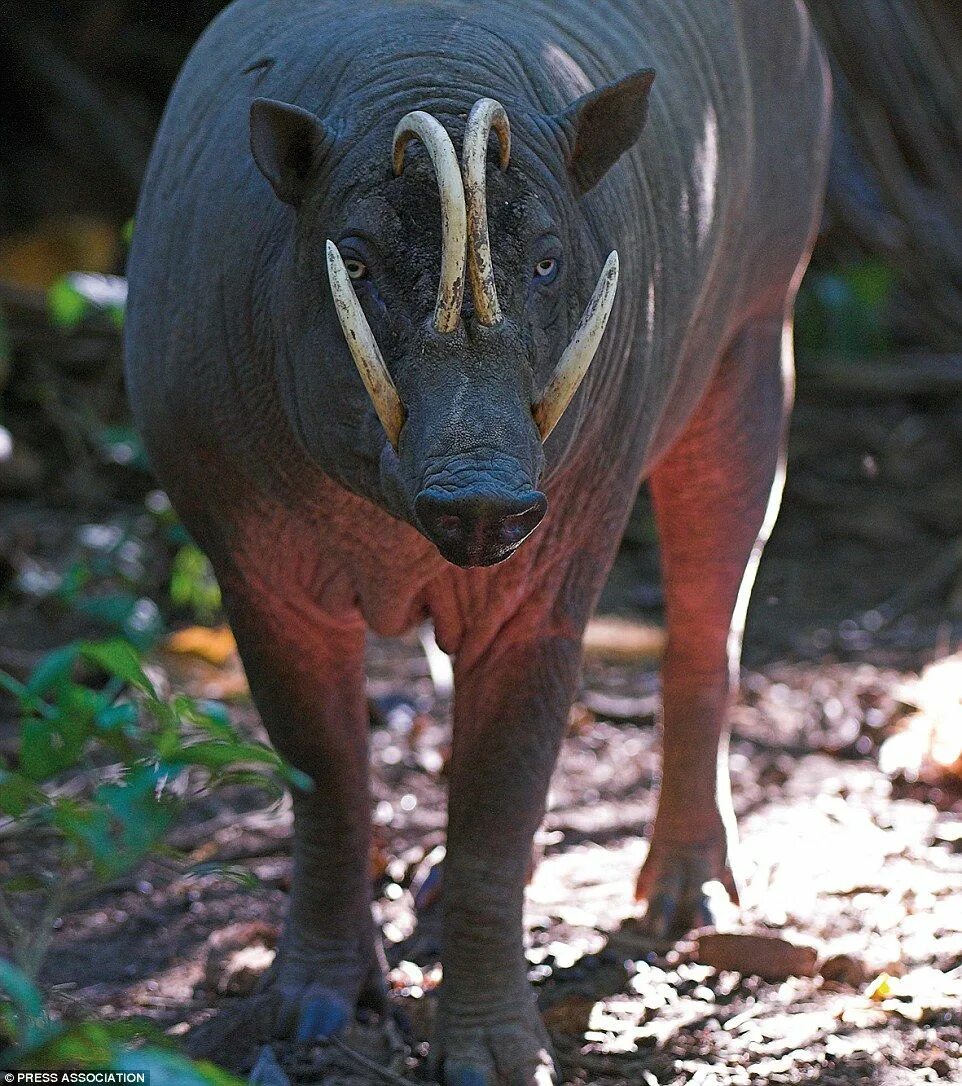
[728,0,832,306]
[733,0,831,145]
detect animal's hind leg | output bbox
[184,558,381,1068]
[636,313,791,937]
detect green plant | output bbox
[0,965,239,1083]
[16,490,209,651]
[47,273,127,332]
[169,543,222,624]
[795,259,896,358]
[0,637,309,1071]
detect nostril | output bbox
[436,512,463,536]
[499,494,547,544]
[415,487,547,563]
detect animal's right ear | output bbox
[250,98,330,208]
[554,69,655,196]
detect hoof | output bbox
[443,1058,555,1086]
[249,1045,291,1085]
[635,837,740,938]
[437,1006,557,1086]
[293,984,351,1041]
[185,982,354,1070]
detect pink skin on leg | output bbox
[636,314,793,936]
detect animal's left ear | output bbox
[250,98,332,208]
[554,69,655,195]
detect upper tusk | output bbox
[326,240,405,450]
[462,98,510,327]
[533,251,619,441]
[392,111,467,334]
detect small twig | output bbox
[857,536,962,631]
[14,879,68,984]
[0,885,28,943]
[330,1036,413,1086]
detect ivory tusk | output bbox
[462,98,510,326]
[326,239,405,449]
[392,111,467,333]
[533,251,619,441]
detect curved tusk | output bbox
[462,97,510,326]
[533,251,619,441]
[326,240,405,450]
[392,111,467,334]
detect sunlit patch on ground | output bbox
[12,630,962,1083]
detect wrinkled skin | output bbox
[125,1,830,1081]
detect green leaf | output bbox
[0,959,44,1021]
[54,767,176,880]
[56,561,91,603]
[114,1047,244,1085]
[80,640,156,698]
[55,682,103,729]
[97,426,148,473]
[97,765,174,871]
[169,544,221,622]
[47,273,126,331]
[848,260,895,309]
[93,700,139,736]
[51,800,114,875]
[209,770,285,798]
[175,696,234,739]
[2,873,46,894]
[19,712,89,781]
[14,1018,114,1068]
[167,739,281,772]
[0,770,45,817]
[47,276,88,329]
[25,645,79,698]
[165,737,311,792]
[283,765,314,793]
[74,596,162,649]
[0,671,28,704]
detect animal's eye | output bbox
[533,257,558,283]
[343,257,367,280]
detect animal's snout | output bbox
[415,487,547,567]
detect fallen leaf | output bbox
[695,930,819,982]
[866,972,895,1001]
[165,625,238,666]
[542,995,597,1035]
[583,616,666,662]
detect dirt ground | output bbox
[3,560,957,1084]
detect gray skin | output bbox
[125,1,830,1081]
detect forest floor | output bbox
[27,629,962,1086]
[3,487,961,1085]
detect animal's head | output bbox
[250,71,653,567]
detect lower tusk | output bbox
[532,251,619,441]
[326,240,405,449]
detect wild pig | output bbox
[125,1,830,1081]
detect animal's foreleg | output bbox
[187,571,377,1061]
[437,623,585,1086]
